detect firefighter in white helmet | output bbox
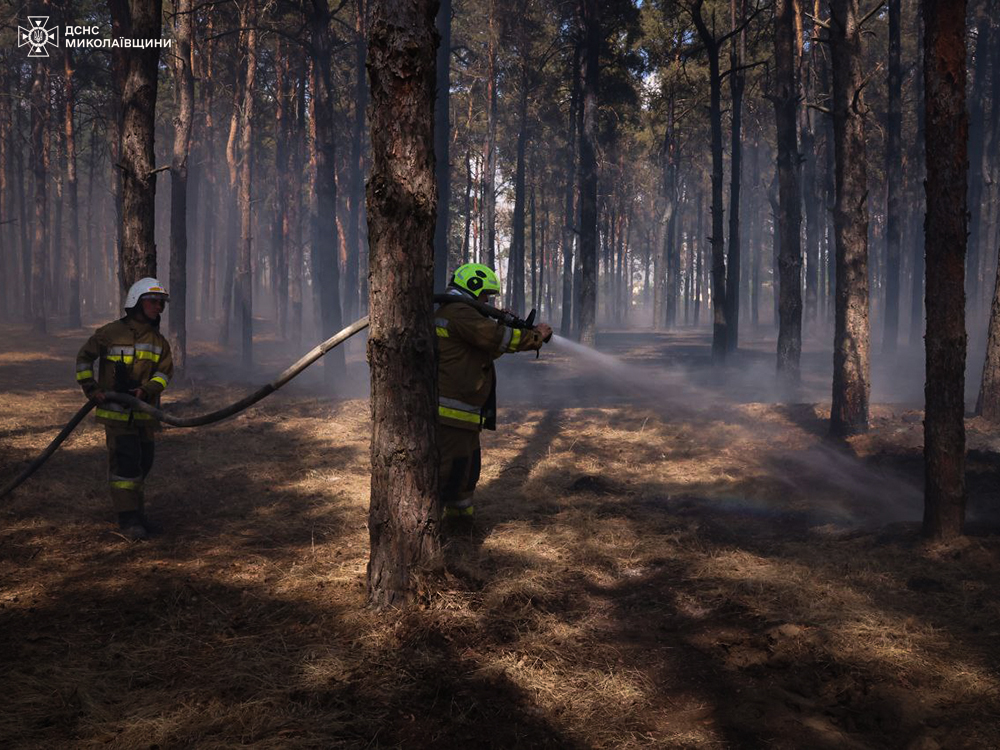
[75,278,174,540]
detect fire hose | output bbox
[0,294,540,499]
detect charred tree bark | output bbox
[692,0,728,362]
[883,0,902,353]
[109,0,163,296]
[774,0,802,380]
[923,0,967,540]
[365,0,441,609]
[577,0,599,347]
[829,0,871,436]
[169,0,193,373]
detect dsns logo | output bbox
[19,17,59,58]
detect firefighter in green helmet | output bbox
[435,263,553,521]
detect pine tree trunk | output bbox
[883,0,902,353]
[560,45,580,338]
[508,77,529,315]
[433,0,451,293]
[725,0,746,352]
[365,0,441,609]
[110,0,163,295]
[170,0,193,373]
[236,0,257,370]
[483,0,498,269]
[923,0,967,540]
[829,0,871,436]
[309,0,345,383]
[692,0,727,362]
[579,0,601,347]
[346,0,368,320]
[30,61,48,333]
[64,48,81,329]
[967,1,989,314]
[774,0,803,380]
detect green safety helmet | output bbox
[450,263,501,297]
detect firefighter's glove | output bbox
[536,323,553,343]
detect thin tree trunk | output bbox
[170,0,193,373]
[433,0,450,292]
[346,0,368,318]
[883,0,902,353]
[365,0,441,608]
[923,0,967,540]
[829,0,871,436]
[63,45,80,328]
[577,0,599,350]
[692,0,727,362]
[725,0,746,352]
[30,60,48,333]
[967,0,989,314]
[508,75,529,314]
[236,0,257,369]
[483,0,498,268]
[309,0,345,384]
[774,0,803,380]
[560,45,580,338]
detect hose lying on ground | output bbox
[0,316,370,499]
[0,292,537,500]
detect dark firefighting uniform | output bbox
[75,316,173,515]
[435,290,545,512]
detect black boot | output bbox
[117,511,149,541]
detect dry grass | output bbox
[2,323,999,749]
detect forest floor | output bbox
[1,319,999,749]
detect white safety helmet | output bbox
[125,277,170,310]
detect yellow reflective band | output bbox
[96,408,131,421]
[76,370,94,381]
[135,351,161,362]
[436,326,449,338]
[109,480,142,490]
[105,355,135,364]
[438,406,481,424]
[150,376,168,388]
[508,328,522,352]
[132,411,154,420]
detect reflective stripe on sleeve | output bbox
[76,361,94,372]
[507,328,522,352]
[436,327,449,338]
[76,370,94,381]
[150,372,169,388]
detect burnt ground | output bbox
[1,320,999,749]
